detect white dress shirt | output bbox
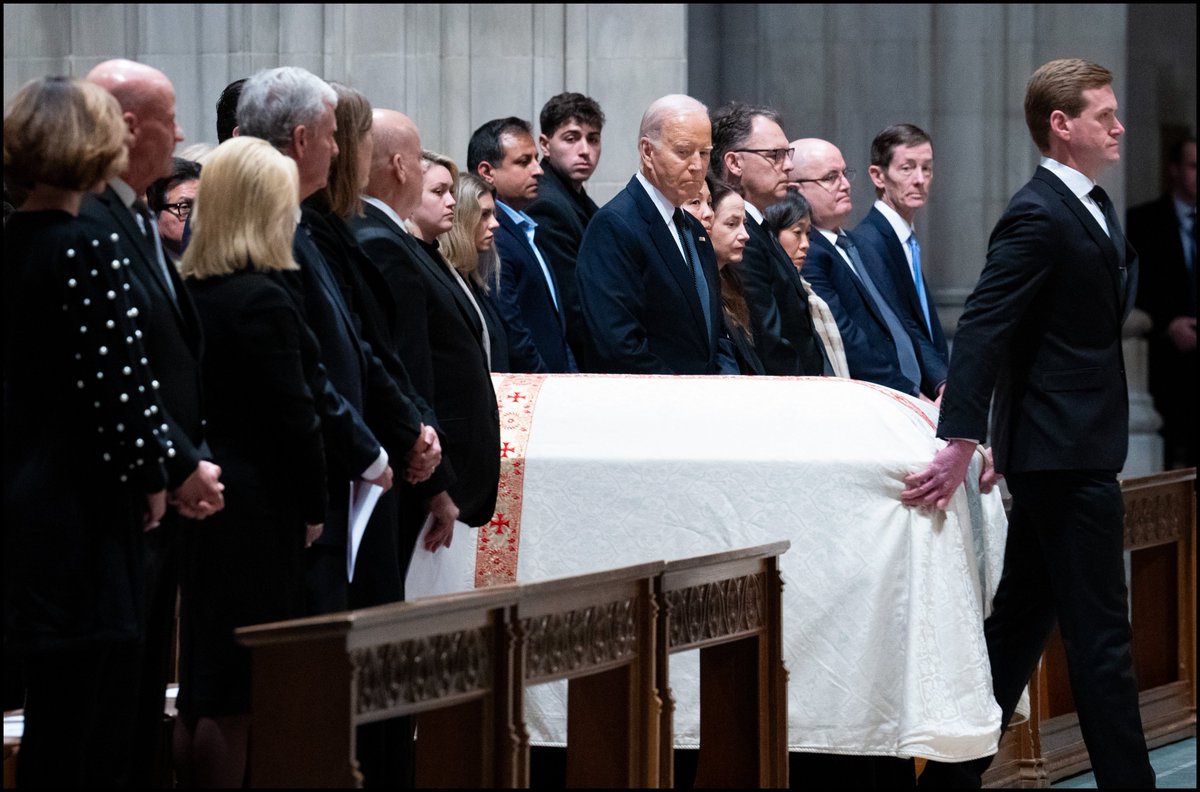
[1040,156,1109,237]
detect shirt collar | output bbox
[635,170,678,227]
[817,227,841,246]
[1172,196,1195,225]
[744,200,765,225]
[873,199,915,243]
[109,177,137,209]
[496,200,536,230]
[362,195,409,233]
[1040,156,1097,201]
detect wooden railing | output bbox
[983,468,1197,788]
[656,542,789,788]
[236,542,790,788]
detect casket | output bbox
[407,373,1007,761]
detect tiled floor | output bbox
[1052,737,1196,789]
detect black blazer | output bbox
[80,185,207,488]
[576,175,723,374]
[526,160,600,369]
[493,206,577,373]
[185,270,327,527]
[5,210,170,650]
[351,204,500,527]
[303,197,451,498]
[737,213,826,375]
[803,230,932,396]
[939,166,1138,474]
[853,206,949,365]
[273,213,421,548]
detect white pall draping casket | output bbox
[407,373,1008,761]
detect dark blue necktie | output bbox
[673,208,712,339]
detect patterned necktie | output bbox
[835,232,921,390]
[133,201,177,302]
[673,208,712,340]
[907,234,933,336]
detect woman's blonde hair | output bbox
[404,149,459,237]
[440,172,501,292]
[181,136,300,279]
[325,82,373,218]
[3,76,128,191]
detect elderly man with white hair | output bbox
[576,94,725,374]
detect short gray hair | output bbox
[236,66,337,151]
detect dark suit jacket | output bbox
[803,230,934,396]
[577,174,723,374]
[80,185,207,488]
[1127,193,1195,451]
[274,213,422,549]
[853,206,949,364]
[493,205,577,373]
[185,270,327,527]
[304,197,451,498]
[938,166,1138,474]
[526,160,600,369]
[351,204,500,527]
[737,213,826,375]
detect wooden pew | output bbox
[236,587,520,788]
[655,542,789,789]
[512,560,664,788]
[983,468,1197,787]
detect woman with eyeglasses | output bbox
[147,156,201,263]
[4,75,171,787]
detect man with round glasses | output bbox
[147,155,201,263]
[710,102,828,376]
[791,138,944,400]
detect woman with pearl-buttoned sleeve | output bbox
[3,76,171,787]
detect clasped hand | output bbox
[404,423,442,485]
[168,460,226,519]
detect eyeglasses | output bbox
[795,169,856,189]
[734,147,795,166]
[162,200,193,221]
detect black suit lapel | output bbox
[814,230,890,330]
[629,180,709,341]
[749,214,806,296]
[1035,169,1126,302]
[868,208,927,325]
[496,208,565,324]
[97,187,201,352]
[402,233,487,340]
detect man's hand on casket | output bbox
[423,490,460,551]
[978,445,1001,493]
[901,437,977,509]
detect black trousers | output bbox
[919,470,1155,788]
[130,518,180,787]
[18,639,141,788]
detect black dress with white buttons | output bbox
[3,209,170,651]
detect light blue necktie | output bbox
[908,234,932,336]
